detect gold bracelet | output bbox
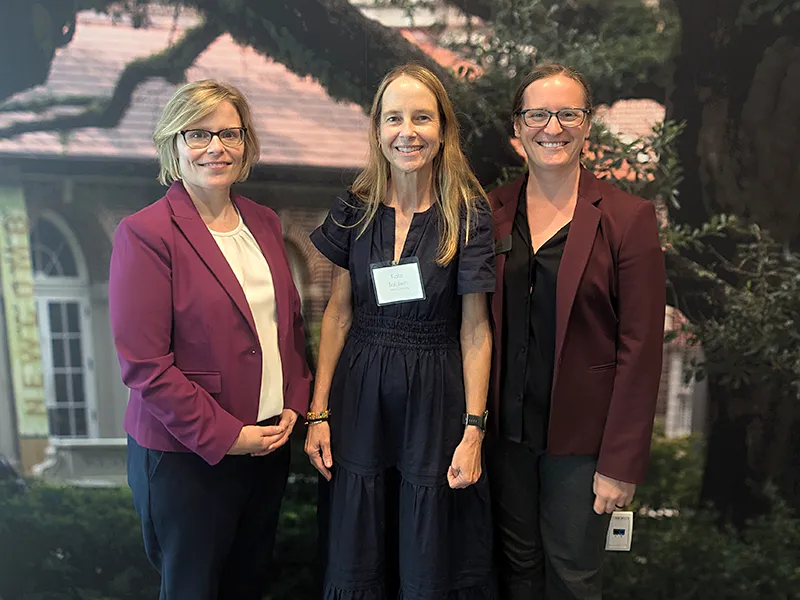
[306,409,330,421]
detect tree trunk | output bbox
[670,0,800,520]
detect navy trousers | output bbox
[127,436,290,600]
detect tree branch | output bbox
[0,18,222,139]
[179,0,522,184]
[0,94,101,114]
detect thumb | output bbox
[322,443,333,468]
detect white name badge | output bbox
[370,257,426,306]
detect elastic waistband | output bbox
[350,313,457,350]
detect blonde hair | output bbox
[351,64,487,266]
[152,80,261,185]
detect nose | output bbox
[400,120,416,137]
[543,114,564,135]
[205,134,225,153]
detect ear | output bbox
[513,118,522,139]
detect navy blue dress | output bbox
[310,191,496,599]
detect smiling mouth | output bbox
[537,141,569,148]
[199,162,232,167]
[395,146,423,154]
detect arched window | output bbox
[30,213,97,438]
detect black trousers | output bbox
[127,436,290,600]
[487,438,610,600]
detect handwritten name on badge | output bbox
[371,258,425,306]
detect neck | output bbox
[386,165,435,214]
[526,163,582,208]
[183,181,233,219]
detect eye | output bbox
[220,129,239,140]
[528,111,549,121]
[559,110,580,120]
[187,130,207,140]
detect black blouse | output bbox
[499,187,570,450]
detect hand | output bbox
[593,472,636,514]
[227,423,286,456]
[447,428,483,489]
[251,409,298,456]
[305,421,333,481]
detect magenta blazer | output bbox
[110,181,312,465]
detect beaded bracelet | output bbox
[306,409,330,425]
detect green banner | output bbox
[0,174,47,436]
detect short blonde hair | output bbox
[153,80,260,185]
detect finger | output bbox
[267,429,291,452]
[593,494,605,515]
[257,425,285,436]
[322,441,333,468]
[310,454,332,481]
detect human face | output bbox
[176,100,245,196]
[514,75,591,174]
[378,75,442,176]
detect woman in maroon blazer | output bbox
[487,63,666,599]
[109,80,311,600]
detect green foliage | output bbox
[2,434,798,599]
[605,501,800,599]
[634,428,705,511]
[444,0,678,106]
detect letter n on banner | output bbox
[0,169,48,437]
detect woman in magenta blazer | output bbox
[109,80,311,600]
[487,63,666,599]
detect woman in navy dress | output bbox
[306,64,496,599]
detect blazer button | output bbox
[250,349,258,355]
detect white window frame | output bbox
[30,212,98,439]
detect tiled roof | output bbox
[0,10,371,169]
[0,9,666,171]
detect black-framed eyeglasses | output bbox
[178,127,247,149]
[517,108,590,129]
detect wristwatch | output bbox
[463,410,488,432]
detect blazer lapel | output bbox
[553,169,602,383]
[493,175,524,243]
[167,182,258,338]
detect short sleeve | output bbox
[458,198,496,295]
[310,192,360,269]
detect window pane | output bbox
[73,409,87,437]
[48,407,71,436]
[51,338,66,368]
[66,303,80,334]
[69,337,83,368]
[30,218,78,277]
[55,373,70,403]
[71,374,84,403]
[49,303,64,333]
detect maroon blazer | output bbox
[110,181,312,466]
[489,168,665,483]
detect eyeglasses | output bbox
[178,127,247,149]
[517,108,590,129]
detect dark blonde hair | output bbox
[511,63,594,119]
[351,63,486,266]
[152,80,260,185]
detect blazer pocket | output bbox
[182,370,222,394]
[588,361,617,373]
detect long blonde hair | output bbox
[351,64,486,266]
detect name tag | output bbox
[370,257,426,306]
